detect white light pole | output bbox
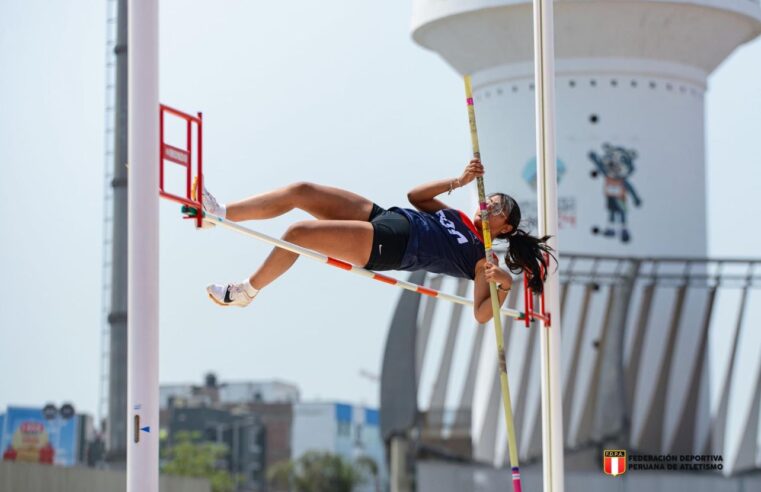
[127,0,159,491]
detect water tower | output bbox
[397,0,761,483]
[410,0,761,256]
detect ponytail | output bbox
[487,192,556,294]
[503,229,554,294]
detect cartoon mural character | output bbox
[8,421,53,464]
[38,442,55,464]
[589,143,642,243]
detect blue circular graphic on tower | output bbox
[522,157,566,190]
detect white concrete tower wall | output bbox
[464,61,708,256]
[410,0,761,256]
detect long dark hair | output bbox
[490,193,555,294]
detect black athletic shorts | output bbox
[364,203,410,271]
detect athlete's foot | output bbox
[621,228,631,243]
[191,177,227,227]
[206,281,258,308]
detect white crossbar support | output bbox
[127,0,159,491]
[532,0,566,490]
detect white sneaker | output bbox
[206,282,258,308]
[191,177,226,226]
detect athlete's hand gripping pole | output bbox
[464,76,523,492]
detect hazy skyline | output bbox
[1,0,759,420]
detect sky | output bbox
[0,0,759,422]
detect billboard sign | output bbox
[0,406,79,466]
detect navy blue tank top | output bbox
[390,207,486,280]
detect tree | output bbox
[267,451,367,492]
[161,431,239,492]
[355,456,381,492]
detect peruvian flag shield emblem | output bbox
[603,450,627,476]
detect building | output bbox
[167,402,266,491]
[292,402,387,492]
[238,402,294,482]
[160,374,300,491]
[160,373,299,409]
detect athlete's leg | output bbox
[226,182,374,222]
[248,219,374,289]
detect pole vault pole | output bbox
[464,76,522,492]
[532,0,565,489]
[127,0,159,490]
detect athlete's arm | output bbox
[406,178,449,213]
[407,159,484,213]
[473,258,512,323]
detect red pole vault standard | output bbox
[158,104,549,322]
[523,255,551,328]
[159,104,203,228]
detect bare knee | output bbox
[289,181,318,196]
[283,182,317,209]
[283,220,315,242]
